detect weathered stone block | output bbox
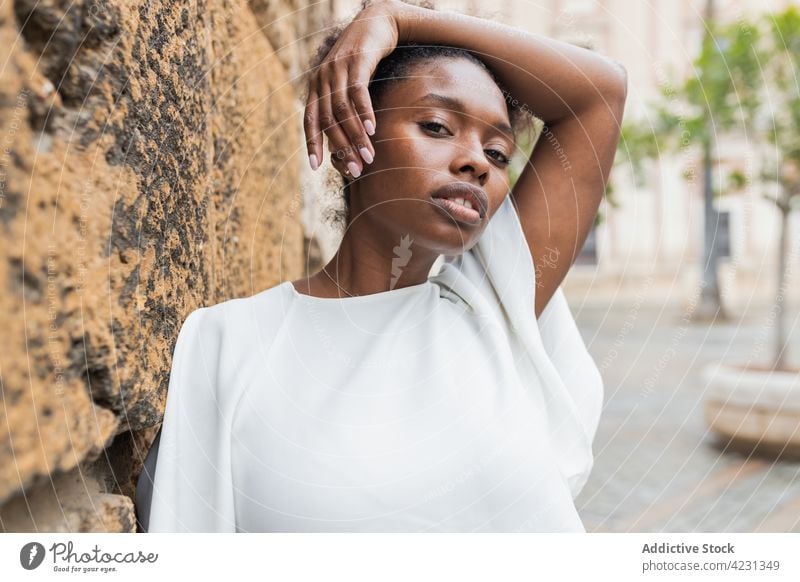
[0,0,318,530]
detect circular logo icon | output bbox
[20,542,46,570]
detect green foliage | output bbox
[727,168,747,191]
[645,16,762,161]
[614,120,665,188]
[684,19,762,132]
[762,6,800,200]
[610,6,800,208]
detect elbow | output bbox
[600,59,627,121]
[606,58,628,103]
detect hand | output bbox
[303,0,403,179]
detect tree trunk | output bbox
[695,137,728,321]
[773,197,790,371]
[693,0,727,322]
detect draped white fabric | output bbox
[138,194,604,532]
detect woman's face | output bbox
[346,57,515,256]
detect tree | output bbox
[663,2,762,320]
[756,6,800,371]
[612,6,798,370]
[610,2,763,321]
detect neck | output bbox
[324,218,439,296]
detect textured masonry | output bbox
[0,0,329,531]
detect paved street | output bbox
[570,294,800,532]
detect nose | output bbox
[450,135,490,186]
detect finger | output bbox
[318,77,361,178]
[330,63,374,167]
[330,153,351,179]
[329,146,355,181]
[349,62,377,137]
[303,84,322,171]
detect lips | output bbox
[429,182,488,219]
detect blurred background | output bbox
[0,0,797,532]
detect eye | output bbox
[420,121,511,166]
[419,121,450,135]
[486,148,511,166]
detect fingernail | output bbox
[347,161,361,178]
[364,119,375,135]
[308,153,319,171]
[359,147,373,164]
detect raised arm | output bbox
[394,1,628,318]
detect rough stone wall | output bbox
[0,0,330,532]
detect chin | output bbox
[423,225,483,257]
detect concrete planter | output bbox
[703,362,800,458]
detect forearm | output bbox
[393,2,626,123]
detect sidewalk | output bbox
[570,297,800,533]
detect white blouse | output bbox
[137,194,604,532]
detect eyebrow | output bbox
[411,92,515,141]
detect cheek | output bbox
[378,140,418,167]
[373,133,448,176]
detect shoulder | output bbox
[167,282,292,412]
[181,282,290,334]
[174,282,291,363]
